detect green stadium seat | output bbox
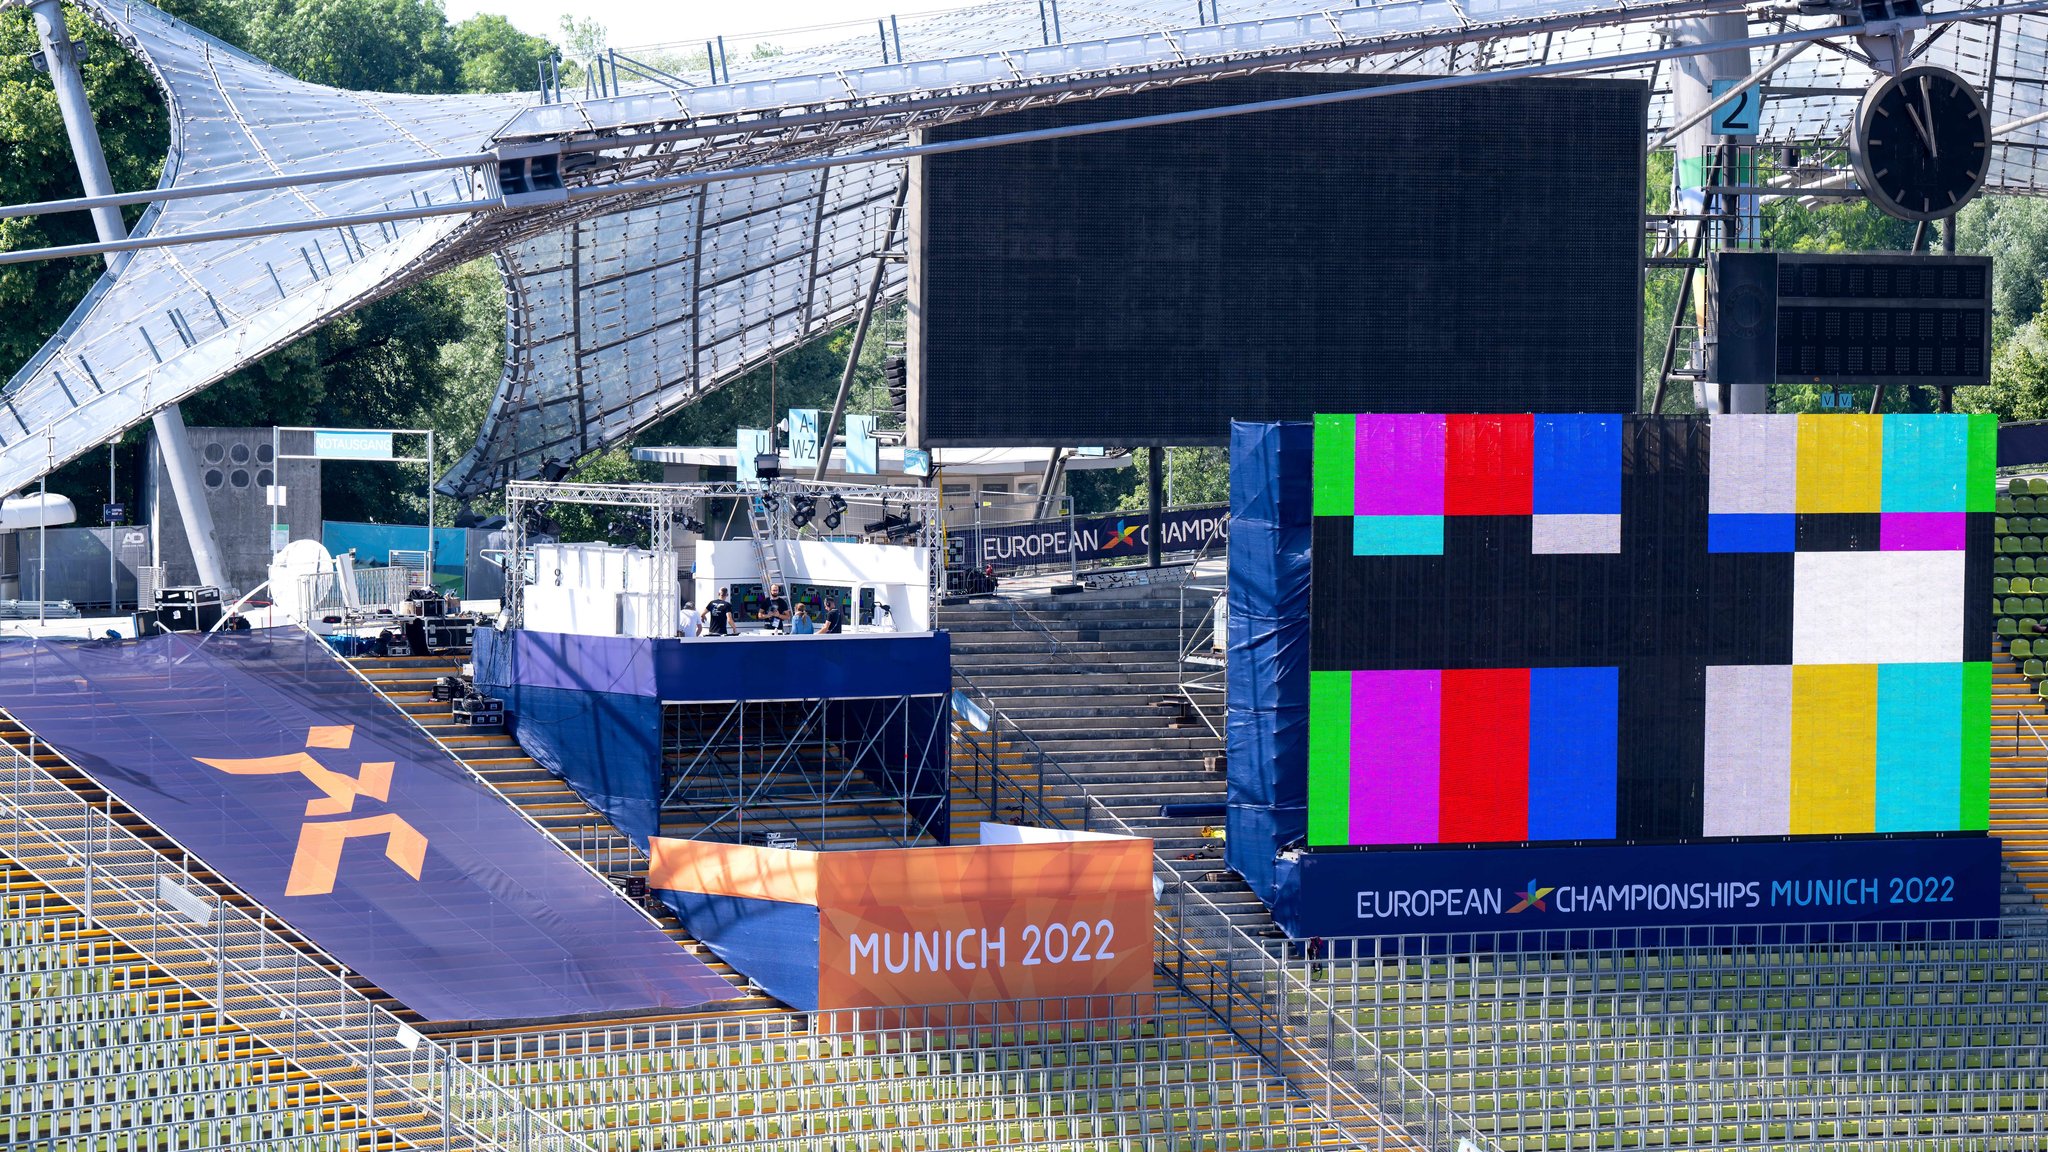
[2013,639,2031,659]
[1997,516,2012,535]
[1996,577,2011,595]
[2033,478,2048,495]
[1999,557,2016,574]
[2024,618,2040,635]
[2023,557,2039,575]
[1998,495,2015,513]
[2025,659,2042,678]
[2023,497,2040,513]
[2001,618,2019,637]
[2026,598,2042,615]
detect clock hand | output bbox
[1918,74,1940,160]
[1903,101,1938,159]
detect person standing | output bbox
[819,594,846,634]
[791,604,817,635]
[759,583,791,633]
[702,588,735,636]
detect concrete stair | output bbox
[1989,658,2048,915]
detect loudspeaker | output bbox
[1714,251,1779,388]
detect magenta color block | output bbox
[1881,512,1966,551]
[1350,669,1442,844]
[1353,414,1446,516]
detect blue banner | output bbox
[737,428,773,481]
[789,408,822,468]
[1271,836,2003,939]
[845,414,878,475]
[0,629,734,1022]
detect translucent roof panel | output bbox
[11,0,2048,501]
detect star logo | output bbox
[1507,879,1555,913]
[1103,519,1142,550]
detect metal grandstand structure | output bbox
[4,0,2048,507]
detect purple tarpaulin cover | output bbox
[0,628,733,1022]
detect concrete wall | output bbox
[145,427,321,595]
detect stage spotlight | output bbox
[823,494,847,530]
[540,458,571,482]
[672,512,707,535]
[790,496,816,530]
[865,512,908,535]
[754,453,782,480]
[454,503,480,529]
[884,518,924,542]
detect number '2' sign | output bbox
[1710,79,1762,138]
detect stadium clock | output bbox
[1848,65,1991,221]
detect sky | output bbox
[443,0,972,53]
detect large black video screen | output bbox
[914,75,1647,445]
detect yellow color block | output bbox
[1796,415,1885,513]
[1790,664,1877,834]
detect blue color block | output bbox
[1707,513,1796,553]
[1527,666,1618,840]
[1876,663,1961,832]
[1881,414,1971,512]
[1353,515,1443,555]
[1533,415,1622,514]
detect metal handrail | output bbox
[1174,530,1227,740]
[947,671,1491,1152]
[0,739,596,1152]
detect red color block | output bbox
[1444,414,1534,515]
[1438,668,1530,843]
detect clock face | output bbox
[1849,66,1991,222]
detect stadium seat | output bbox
[2014,639,2031,659]
[2024,659,2042,678]
[1997,577,2012,595]
[2000,557,2017,574]
[2022,558,2038,575]
[2022,497,2039,513]
[1998,516,2011,535]
[2001,618,2019,637]
[1998,495,2015,513]
[2033,478,2048,495]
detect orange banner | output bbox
[815,838,1154,1011]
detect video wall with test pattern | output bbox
[1306,413,1994,848]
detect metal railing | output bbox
[1174,529,1227,740]
[1276,918,2048,1149]
[0,740,597,1152]
[947,672,1489,1152]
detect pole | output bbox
[28,0,230,596]
[108,442,117,612]
[1147,448,1163,570]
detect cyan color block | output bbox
[1881,414,1971,512]
[1707,513,1796,553]
[1533,414,1622,514]
[1876,662,1962,831]
[1527,666,1618,840]
[1353,515,1444,555]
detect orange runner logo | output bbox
[197,725,427,897]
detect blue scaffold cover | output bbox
[1225,420,1314,901]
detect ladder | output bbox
[746,489,786,601]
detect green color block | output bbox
[1313,414,1356,517]
[1307,671,1352,847]
[1967,414,1998,513]
[1961,661,1991,831]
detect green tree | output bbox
[450,13,552,93]
[238,0,461,92]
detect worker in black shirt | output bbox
[819,594,846,634]
[701,588,735,636]
[759,583,791,633]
